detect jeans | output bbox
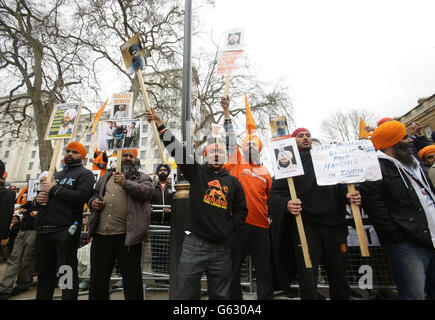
[36,229,80,300]
[229,224,274,300]
[383,241,435,300]
[176,233,232,300]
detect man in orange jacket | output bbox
[221,96,274,300]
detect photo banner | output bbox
[120,34,145,75]
[98,119,142,151]
[45,102,82,140]
[111,92,133,120]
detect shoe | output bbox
[112,280,123,289]
[10,287,28,297]
[79,280,89,290]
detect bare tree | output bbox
[0,0,97,170]
[320,108,377,142]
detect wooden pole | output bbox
[287,177,312,269]
[347,184,370,257]
[223,74,231,98]
[136,71,166,164]
[116,151,122,173]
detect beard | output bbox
[158,173,169,182]
[279,160,290,168]
[392,141,416,168]
[243,148,260,164]
[65,157,81,165]
[121,162,137,179]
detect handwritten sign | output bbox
[311,140,382,186]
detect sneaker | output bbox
[112,280,123,289]
[10,287,29,297]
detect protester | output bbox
[0,162,15,259]
[0,172,47,299]
[221,97,274,300]
[418,145,435,177]
[88,149,154,300]
[359,120,435,300]
[146,106,248,300]
[33,142,95,300]
[269,127,362,300]
[150,163,173,275]
[2,215,21,256]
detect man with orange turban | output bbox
[33,141,95,300]
[418,145,435,187]
[360,120,435,300]
[88,147,154,300]
[221,96,274,300]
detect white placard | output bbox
[91,170,101,187]
[111,92,133,120]
[211,123,223,139]
[270,137,304,179]
[311,140,382,186]
[27,179,40,201]
[223,28,245,52]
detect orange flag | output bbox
[92,98,109,135]
[245,94,257,135]
[359,117,371,139]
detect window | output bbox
[31,151,36,158]
[142,125,148,133]
[141,137,148,146]
[86,134,92,142]
[34,140,38,147]
[154,150,160,158]
[26,174,31,181]
[170,121,176,129]
[5,151,9,158]
[85,146,89,153]
[0,141,2,148]
[83,158,88,166]
[28,162,33,170]
[7,140,12,147]
[171,98,177,107]
[140,151,146,159]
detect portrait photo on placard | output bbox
[98,119,141,151]
[223,28,244,51]
[270,116,290,139]
[111,92,133,120]
[120,34,145,75]
[45,102,82,140]
[270,136,304,179]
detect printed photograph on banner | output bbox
[270,137,304,179]
[98,119,142,151]
[211,123,224,139]
[27,179,40,201]
[120,34,145,75]
[171,169,177,193]
[270,116,290,140]
[310,140,382,186]
[91,170,100,187]
[223,28,244,51]
[45,102,82,140]
[111,92,133,120]
[107,155,117,170]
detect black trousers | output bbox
[230,224,274,300]
[290,220,350,300]
[35,229,80,300]
[89,234,143,300]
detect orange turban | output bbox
[242,134,263,152]
[371,120,406,150]
[66,142,87,160]
[377,117,393,127]
[418,145,435,161]
[2,172,7,179]
[122,149,138,159]
[203,143,226,157]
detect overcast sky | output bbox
[196,0,435,139]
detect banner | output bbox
[111,92,133,120]
[98,119,142,151]
[45,102,82,140]
[311,140,382,185]
[120,34,145,75]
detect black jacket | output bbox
[20,200,37,231]
[158,125,248,243]
[150,181,173,225]
[35,163,95,234]
[359,156,435,249]
[0,187,15,239]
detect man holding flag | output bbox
[221,95,274,300]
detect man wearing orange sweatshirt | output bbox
[221,96,274,300]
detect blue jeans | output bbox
[176,233,232,300]
[383,241,435,300]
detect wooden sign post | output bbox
[348,183,370,257]
[287,178,312,268]
[137,70,166,164]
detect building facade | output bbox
[398,94,435,140]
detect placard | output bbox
[111,92,133,120]
[120,34,145,75]
[270,116,290,140]
[27,179,40,201]
[223,28,245,52]
[91,170,101,187]
[217,51,246,75]
[45,102,82,140]
[270,137,304,179]
[98,119,142,151]
[311,140,382,186]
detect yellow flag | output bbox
[359,117,371,139]
[245,94,257,135]
[92,98,109,135]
